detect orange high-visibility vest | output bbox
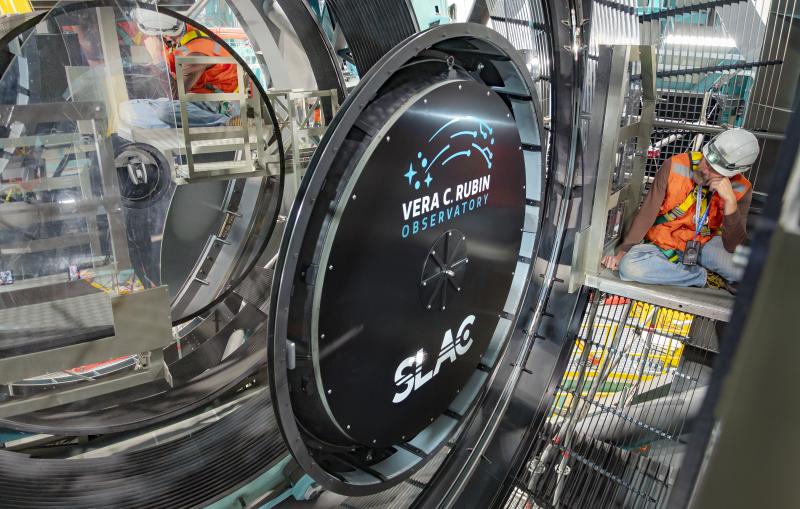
[645,152,751,252]
[168,29,239,94]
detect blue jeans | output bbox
[153,98,240,127]
[618,236,742,287]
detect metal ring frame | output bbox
[268,22,546,496]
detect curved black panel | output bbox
[326,0,418,74]
[0,392,285,508]
[275,0,347,100]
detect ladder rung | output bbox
[191,143,247,155]
[184,160,251,173]
[184,92,243,102]
[186,128,247,142]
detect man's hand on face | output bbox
[707,174,738,214]
[601,251,626,271]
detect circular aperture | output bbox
[311,80,525,446]
[419,229,468,311]
[115,143,171,206]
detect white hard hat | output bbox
[702,128,760,177]
[133,7,185,37]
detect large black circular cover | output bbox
[314,80,525,446]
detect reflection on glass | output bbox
[0,1,274,379]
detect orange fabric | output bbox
[167,33,238,94]
[645,152,751,252]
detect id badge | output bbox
[683,240,701,266]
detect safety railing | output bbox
[173,55,268,183]
[266,89,340,193]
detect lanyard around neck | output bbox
[694,185,714,239]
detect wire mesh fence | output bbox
[505,290,720,508]
[578,0,796,191]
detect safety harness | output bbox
[650,151,719,263]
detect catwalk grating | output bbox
[505,290,720,508]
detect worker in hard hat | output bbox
[602,128,758,293]
[133,8,240,127]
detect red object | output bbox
[603,295,631,305]
[70,356,130,373]
[647,147,661,158]
[167,30,239,94]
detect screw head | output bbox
[432,250,436,255]
[327,389,332,394]
[423,281,427,286]
[320,333,326,339]
[328,265,334,270]
[442,306,446,311]
[427,304,432,309]
[347,425,351,429]
[386,136,391,142]
[352,194,357,200]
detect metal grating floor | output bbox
[506,290,720,508]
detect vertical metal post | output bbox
[96,6,129,133]
[574,45,631,290]
[621,45,657,233]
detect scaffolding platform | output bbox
[585,268,734,322]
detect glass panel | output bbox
[0,1,275,366]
